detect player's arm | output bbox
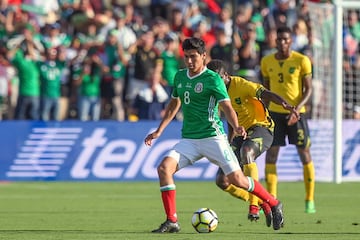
[297,74,312,112]
[227,122,235,143]
[262,76,270,106]
[220,100,247,139]
[144,97,181,146]
[286,74,313,125]
[260,88,298,116]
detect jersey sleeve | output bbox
[301,55,312,77]
[171,71,180,98]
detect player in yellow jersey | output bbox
[260,26,316,213]
[207,59,297,226]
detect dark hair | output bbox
[207,59,228,74]
[182,37,206,54]
[277,26,292,35]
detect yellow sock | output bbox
[244,162,259,206]
[224,184,249,202]
[303,161,315,201]
[265,163,277,198]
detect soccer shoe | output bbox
[271,201,284,230]
[151,220,181,233]
[248,205,260,222]
[260,202,273,227]
[305,200,316,213]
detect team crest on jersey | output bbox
[194,83,203,93]
[289,67,295,74]
[235,97,241,105]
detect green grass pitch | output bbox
[0,181,359,240]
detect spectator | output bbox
[113,8,137,51]
[347,10,360,41]
[190,18,216,56]
[66,39,88,119]
[101,29,128,121]
[212,4,233,44]
[37,47,66,121]
[264,0,298,33]
[41,22,71,49]
[126,30,161,110]
[0,44,15,120]
[7,23,41,120]
[291,18,309,52]
[76,50,108,121]
[210,26,233,70]
[152,16,171,53]
[131,68,169,120]
[0,0,17,37]
[237,22,262,83]
[260,28,278,59]
[159,32,180,97]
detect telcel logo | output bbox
[70,128,218,180]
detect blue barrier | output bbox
[1,120,360,182]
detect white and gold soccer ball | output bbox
[191,208,219,233]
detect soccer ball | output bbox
[191,208,219,233]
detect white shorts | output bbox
[166,135,241,175]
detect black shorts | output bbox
[231,125,274,161]
[270,111,311,148]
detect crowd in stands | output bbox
[1,0,358,121]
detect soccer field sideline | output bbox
[0,181,359,240]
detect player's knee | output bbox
[157,164,167,177]
[157,159,176,177]
[215,174,229,190]
[239,144,258,165]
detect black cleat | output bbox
[152,220,181,233]
[271,201,284,230]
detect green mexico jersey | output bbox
[11,50,40,96]
[172,68,229,139]
[38,60,65,98]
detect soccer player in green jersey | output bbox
[144,37,284,233]
[207,59,297,226]
[260,26,316,214]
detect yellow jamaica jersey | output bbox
[260,51,312,114]
[227,76,274,131]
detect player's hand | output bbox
[144,131,160,146]
[234,126,247,139]
[286,109,300,126]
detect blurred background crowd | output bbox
[1,0,356,122]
